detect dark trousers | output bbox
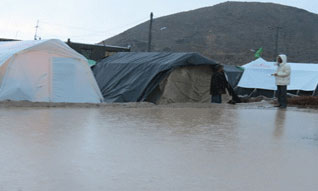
[277,85,287,107]
[211,94,222,103]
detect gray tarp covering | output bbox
[92,52,241,103]
[224,65,244,88]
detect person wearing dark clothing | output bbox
[210,65,227,103]
[276,85,287,107]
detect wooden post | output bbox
[147,12,153,52]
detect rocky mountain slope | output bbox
[101,1,318,65]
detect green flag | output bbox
[254,48,263,58]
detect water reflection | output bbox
[0,107,317,191]
[273,109,286,139]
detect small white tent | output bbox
[238,58,318,94]
[0,39,103,103]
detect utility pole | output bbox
[274,26,282,60]
[147,12,153,52]
[269,26,282,60]
[34,20,39,40]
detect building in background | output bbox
[66,39,130,66]
[0,38,19,42]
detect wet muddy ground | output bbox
[0,104,317,191]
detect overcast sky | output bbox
[1,0,317,43]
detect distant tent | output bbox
[87,59,96,67]
[93,52,242,104]
[237,58,318,97]
[223,65,244,88]
[0,39,103,103]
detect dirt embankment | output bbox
[0,100,155,108]
[287,96,318,108]
[0,96,317,111]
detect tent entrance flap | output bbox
[51,57,101,103]
[52,57,78,102]
[153,65,217,104]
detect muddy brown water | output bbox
[0,106,317,191]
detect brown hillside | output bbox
[101,1,318,65]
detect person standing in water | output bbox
[210,65,228,103]
[271,54,291,108]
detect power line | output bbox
[40,16,149,36]
[37,16,150,43]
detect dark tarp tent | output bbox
[92,52,242,103]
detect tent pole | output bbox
[312,87,317,96]
[249,88,256,97]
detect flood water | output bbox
[0,106,318,191]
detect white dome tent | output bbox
[0,39,103,103]
[237,58,318,97]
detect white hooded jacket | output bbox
[275,54,291,86]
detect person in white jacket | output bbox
[271,54,291,108]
